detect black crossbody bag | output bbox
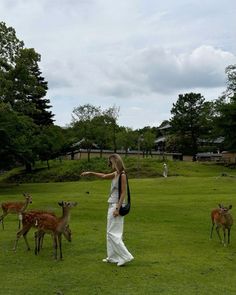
[118,172,131,216]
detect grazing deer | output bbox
[33,201,77,260]
[13,209,72,252]
[210,204,233,246]
[0,193,32,230]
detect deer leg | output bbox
[228,228,231,244]
[13,229,23,251]
[53,234,58,260]
[215,225,222,243]
[34,231,43,255]
[223,228,226,246]
[18,213,23,229]
[0,213,7,230]
[40,232,45,249]
[0,217,4,230]
[34,231,39,255]
[210,223,215,239]
[58,234,63,260]
[23,230,31,251]
[34,230,44,255]
[37,231,45,253]
[13,226,31,251]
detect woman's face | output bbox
[108,158,114,169]
[108,158,112,167]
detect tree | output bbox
[71,104,120,160]
[116,127,135,155]
[0,22,54,126]
[35,125,67,169]
[91,115,111,157]
[142,130,156,157]
[224,65,236,97]
[170,93,213,157]
[214,98,236,151]
[103,105,120,152]
[72,105,101,161]
[0,22,24,65]
[72,104,101,122]
[0,102,38,171]
[214,64,236,151]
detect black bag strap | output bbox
[118,172,130,204]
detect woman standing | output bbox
[81,153,134,266]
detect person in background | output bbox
[163,163,168,178]
[81,153,134,267]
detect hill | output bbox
[0,157,236,183]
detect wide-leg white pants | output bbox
[106,204,133,264]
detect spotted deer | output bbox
[33,201,77,260]
[210,204,233,246]
[13,209,72,252]
[0,193,32,230]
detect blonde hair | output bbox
[108,154,125,173]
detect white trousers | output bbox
[106,204,133,263]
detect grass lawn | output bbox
[0,176,236,294]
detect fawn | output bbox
[0,193,32,230]
[13,209,72,252]
[33,201,77,260]
[210,204,233,246]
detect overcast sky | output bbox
[1,0,236,129]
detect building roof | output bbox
[155,136,166,143]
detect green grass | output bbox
[1,157,236,183]
[1,176,236,294]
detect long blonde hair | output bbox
[108,154,125,174]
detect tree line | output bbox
[1,22,236,172]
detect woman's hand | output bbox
[113,208,119,217]
[81,171,90,176]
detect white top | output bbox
[107,175,119,204]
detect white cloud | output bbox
[0,0,236,128]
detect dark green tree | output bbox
[0,22,24,65]
[0,22,54,126]
[214,64,236,151]
[35,125,67,169]
[142,129,156,157]
[170,93,213,157]
[0,102,38,171]
[90,115,111,157]
[116,127,136,155]
[71,104,120,160]
[103,105,120,152]
[72,104,102,161]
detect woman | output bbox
[81,153,134,266]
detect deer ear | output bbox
[229,205,232,209]
[58,201,63,206]
[218,204,222,208]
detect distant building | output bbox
[155,122,171,152]
[195,152,222,162]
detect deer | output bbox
[210,204,233,246]
[13,209,72,252]
[0,193,32,230]
[33,201,77,260]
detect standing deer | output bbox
[33,201,77,260]
[13,209,72,252]
[0,193,32,230]
[210,204,233,246]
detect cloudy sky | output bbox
[1,0,236,129]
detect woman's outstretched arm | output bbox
[81,171,115,179]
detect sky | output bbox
[1,0,236,129]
